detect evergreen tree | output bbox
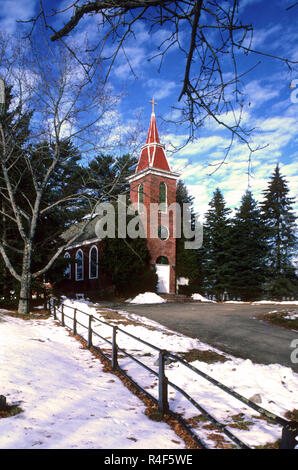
[85,153,137,202]
[100,200,157,297]
[261,165,297,299]
[201,188,232,300]
[175,180,202,294]
[227,191,268,301]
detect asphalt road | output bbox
[101,301,298,371]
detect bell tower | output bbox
[127,99,179,293]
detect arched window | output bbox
[138,183,144,212]
[75,249,84,281]
[89,246,98,279]
[159,182,167,212]
[158,225,169,240]
[156,256,169,265]
[64,252,71,279]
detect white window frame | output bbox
[89,245,98,279]
[75,249,84,281]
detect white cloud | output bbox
[0,0,36,34]
[146,78,177,100]
[243,80,280,109]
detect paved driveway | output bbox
[102,302,298,371]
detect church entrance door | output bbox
[156,264,170,293]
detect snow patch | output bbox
[252,300,298,305]
[191,293,216,303]
[127,292,166,304]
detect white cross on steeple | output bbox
[149,97,157,114]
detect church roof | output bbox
[136,99,171,173]
[61,215,101,246]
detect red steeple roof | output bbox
[136,98,171,173]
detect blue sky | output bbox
[0,0,297,218]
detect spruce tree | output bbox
[261,165,297,299]
[228,191,268,301]
[99,200,157,297]
[175,180,202,294]
[201,188,232,300]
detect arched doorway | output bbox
[155,256,170,293]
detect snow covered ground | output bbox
[58,298,298,449]
[1,298,298,449]
[0,312,185,449]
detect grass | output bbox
[178,348,228,364]
[0,404,23,419]
[284,409,298,421]
[0,310,51,320]
[95,308,174,335]
[228,413,254,431]
[261,310,298,331]
[144,406,165,422]
[254,439,281,449]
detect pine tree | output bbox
[261,165,297,299]
[175,180,202,295]
[100,200,157,297]
[85,153,137,202]
[201,188,232,300]
[227,191,268,301]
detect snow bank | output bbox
[252,300,298,305]
[191,293,216,303]
[127,292,166,304]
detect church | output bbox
[60,100,180,296]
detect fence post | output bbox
[87,315,93,349]
[53,300,56,320]
[112,326,118,371]
[73,308,77,336]
[158,350,169,414]
[280,421,298,449]
[61,304,65,326]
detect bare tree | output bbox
[0,34,120,314]
[23,0,297,167]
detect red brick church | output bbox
[61,100,179,295]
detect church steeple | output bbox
[136,98,172,173]
[127,101,180,294]
[146,98,160,144]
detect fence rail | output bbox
[49,299,298,450]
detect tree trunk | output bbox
[18,245,32,314]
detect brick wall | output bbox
[130,173,177,293]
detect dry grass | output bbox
[95,308,174,335]
[178,348,228,364]
[261,310,298,331]
[0,404,23,419]
[284,409,298,421]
